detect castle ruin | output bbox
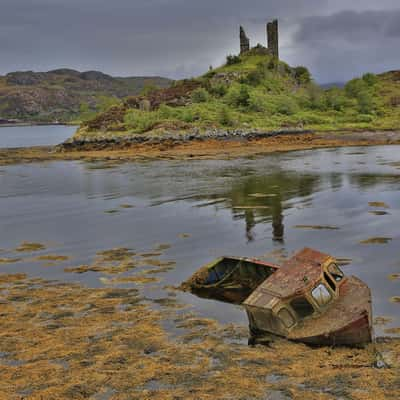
[240,26,250,54]
[240,19,279,59]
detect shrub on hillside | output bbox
[191,88,209,103]
[225,84,250,108]
[357,90,375,114]
[293,66,312,85]
[124,109,161,133]
[272,95,300,115]
[345,78,368,98]
[226,55,241,66]
[208,83,228,97]
[218,106,234,126]
[362,73,378,87]
[325,88,351,111]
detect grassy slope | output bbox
[77,51,400,139]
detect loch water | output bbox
[0,139,399,337]
[0,125,76,148]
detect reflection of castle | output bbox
[226,173,319,242]
[240,20,279,59]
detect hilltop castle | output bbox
[240,20,279,59]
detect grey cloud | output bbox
[289,9,400,82]
[1,1,400,83]
[296,10,400,43]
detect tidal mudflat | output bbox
[1,144,400,398]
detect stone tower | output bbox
[240,26,250,54]
[267,19,279,59]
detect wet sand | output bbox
[1,131,400,165]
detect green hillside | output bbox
[0,69,172,123]
[76,49,400,139]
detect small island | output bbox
[61,21,400,152]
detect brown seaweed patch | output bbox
[389,273,400,281]
[248,193,277,198]
[0,273,27,283]
[359,237,392,245]
[119,204,135,209]
[374,316,393,326]
[96,247,135,262]
[104,209,120,214]
[369,210,390,216]
[0,274,399,399]
[139,252,163,258]
[178,233,191,239]
[390,296,400,303]
[15,242,46,252]
[99,275,160,285]
[233,205,270,210]
[34,254,70,262]
[153,243,171,251]
[0,257,22,264]
[368,202,390,209]
[384,327,400,335]
[293,225,340,230]
[64,261,137,275]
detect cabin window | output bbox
[324,272,336,292]
[278,308,295,328]
[328,264,344,282]
[311,283,332,307]
[290,297,314,319]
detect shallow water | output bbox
[0,144,399,337]
[0,125,76,148]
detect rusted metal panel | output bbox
[245,248,331,303]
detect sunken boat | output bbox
[182,248,373,346]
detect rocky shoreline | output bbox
[57,128,314,151]
[1,130,400,166]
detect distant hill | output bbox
[0,69,172,123]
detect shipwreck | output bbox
[182,248,373,346]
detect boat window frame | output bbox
[327,263,344,283]
[324,272,336,292]
[311,282,332,308]
[290,296,315,320]
[277,307,296,329]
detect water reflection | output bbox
[196,173,319,243]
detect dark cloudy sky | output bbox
[2,0,400,83]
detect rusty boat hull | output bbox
[181,256,280,305]
[287,276,373,346]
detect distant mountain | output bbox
[320,82,345,89]
[0,69,172,123]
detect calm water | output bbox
[0,144,399,337]
[0,125,76,148]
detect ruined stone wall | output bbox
[240,26,250,54]
[267,20,279,59]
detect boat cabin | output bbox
[244,248,345,337]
